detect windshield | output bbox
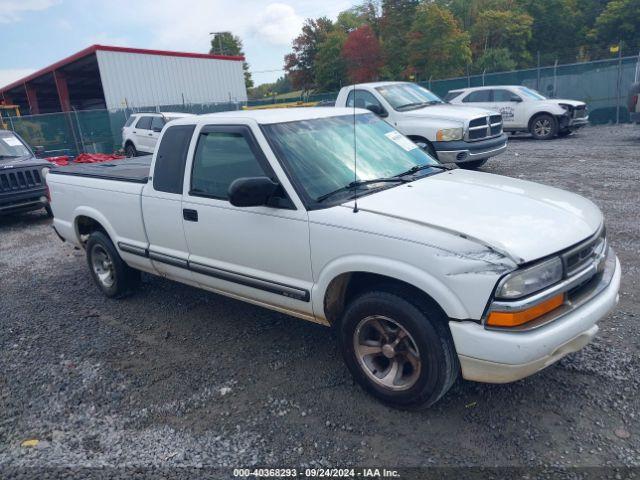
[376,83,444,110]
[518,87,547,100]
[262,114,439,204]
[0,133,31,158]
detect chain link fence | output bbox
[3,55,639,157]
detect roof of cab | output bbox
[170,107,370,126]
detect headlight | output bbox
[41,166,50,179]
[495,257,563,300]
[436,127,463,141]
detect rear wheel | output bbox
[125,142,137,157]
[458,159,487,170]
[338,288,459,409]
[530,114,558,140]
[86,231,140,298]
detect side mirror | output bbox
[33,146,45,157]
[152,127,163,133]
[228,176,280,207]
[511,96,523,103]
[366,104,388,117]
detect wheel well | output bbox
[75,216,107,246]
[323,272,447,326]
[528,111,557,129]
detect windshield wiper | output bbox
[0,155,20,159]
[395,163,451,177]
[396,101,442,111]
[316,178,408,203]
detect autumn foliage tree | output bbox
[284,17,334,90]
[342,25,383,83]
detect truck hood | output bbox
[402,104,499,124]
[348,169,602,264]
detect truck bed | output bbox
[48,156,152,183]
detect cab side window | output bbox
[346,90,382,110]
[135,116,153,130]
[462,90,491,103]
[153,125,195,194]
[191,131,268,201]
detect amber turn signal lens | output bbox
[487,294,565,327]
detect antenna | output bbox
[352,84,358,213]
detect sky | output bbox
[0,0,354,89]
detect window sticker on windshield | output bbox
[2,136,22,147]
[385,131,417,152]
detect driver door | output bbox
[181,124,314,318]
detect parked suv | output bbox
[446,86,588,140]
[122,112,194,157]
[335,82,507,169]
[0,130,52,216]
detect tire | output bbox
[44,205,53,218]
[529,114,558,140]
[124,142,137,158]
[86,231,140,298]
[338,288,459,409]
[458,159,487,170]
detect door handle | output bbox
[183,208,198,222]
[148,133,154,136]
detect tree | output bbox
[284,17,334,90]
[407,3,471,79]
[209,32,253,89]
[247,75,292,100]
[592,0,640,48]
[474,47,517,72]
[342,24,383,83]
[520,0,582,64]
[471,9,533,67]
[336,1,381,34]
[315,31,348,91]
[380,0,419,78]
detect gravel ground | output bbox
[0,124,639,476]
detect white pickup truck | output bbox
[335,81,508,169]
[47,108,620,409]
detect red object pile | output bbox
[74,153,125,163]
[43,153,124,167]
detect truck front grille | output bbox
[467,115,503,141]
[562,226,606,278]
[0,168,43,193]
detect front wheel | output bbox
[338,289,459,409]
[530,114,558,140]
[86,231,140,298]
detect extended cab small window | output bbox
[191,131,267,200]
[153,125,195,194]
[463,90,491,103]
[135,116,153,130]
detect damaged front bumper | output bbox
[449,248,620,383]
